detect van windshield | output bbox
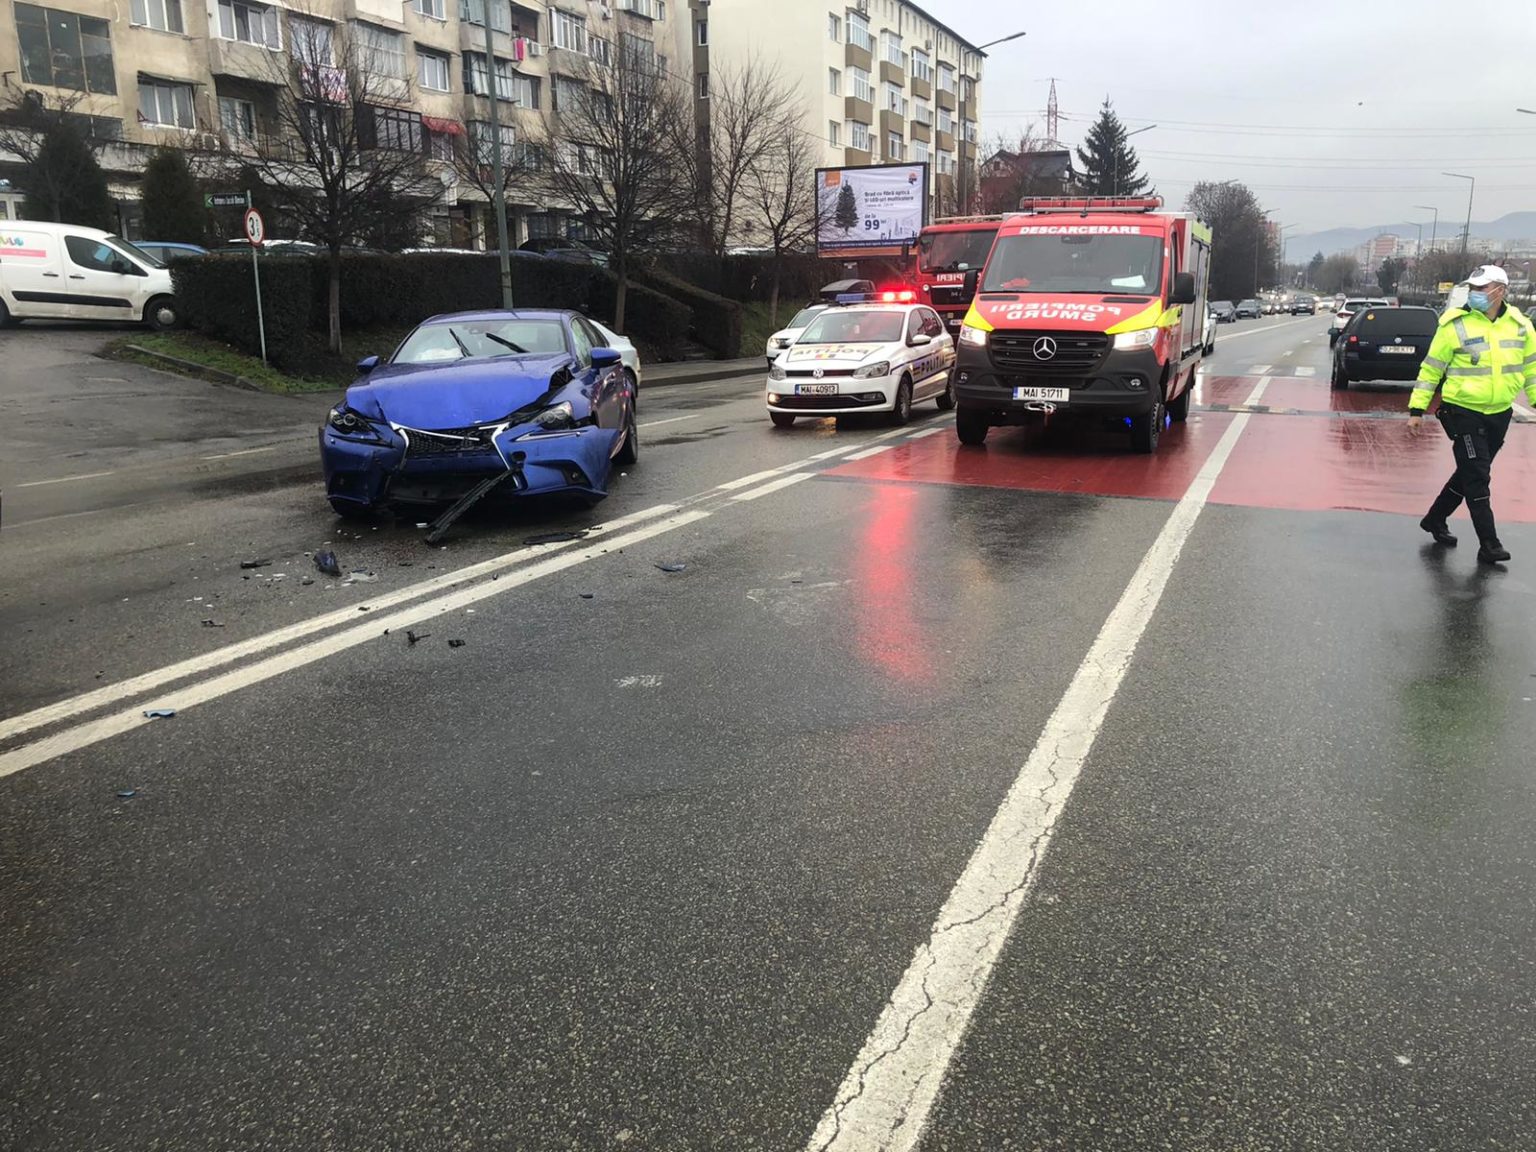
[981,233,1163,295]
[918,228,998,274]
[107,236,165,269]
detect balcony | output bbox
[878,60,905,87]
[935,86,956,111]
[909,120,930,143]
[206,38,284,85]
[910,74,931,100]
[844,146,872,166]
[844,40,872,72]
[844,95,873,124]
[936,129,955,152]
[879,109,904,137]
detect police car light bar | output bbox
[833,290,916,305]
[1018,196,1164,214]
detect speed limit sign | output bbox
[243,208,265,247]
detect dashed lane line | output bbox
[807,377,1273,1151]
[638,415,701,429]
[15,471,117,488]
[729,473,813,502]
[844,444,895,461]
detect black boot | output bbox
[1468,499,1510,563]
[1422,483,1462,546]
[1419,516,1457,546]
[1479,540,1512,564]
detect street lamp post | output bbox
[954,31,1025,215]
[1443,172,1476,259]
[1414,204,1439,255]
[1114,124,1156,197]
[1255,208,1276,296]
[477,0,514,309]
[1279,222,1298,286]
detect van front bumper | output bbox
[952,346,1166,420]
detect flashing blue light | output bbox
[835,292,876,304]
[1124,417,1133,426]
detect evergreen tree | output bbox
[1307,250,1326,287]
[17,115,114,229]
[1074,99,1152,198]
[834,182,859,232]
[140,147,208,244]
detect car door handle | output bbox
[69,274,86,280]
[43,271,61,278]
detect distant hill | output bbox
[1290,212,1536,257]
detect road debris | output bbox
[343,571,379,585]
[314,550,342,577]
[116,789,138,799]
[580,593,595,599]
[448,638,466,648]
[238,558,272,570]
[526,530,589,545]
[143,709,177,719]
[200,619,225,628]
[407,630,429,646]
[656,562,687,573]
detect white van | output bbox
[0,221,179,329]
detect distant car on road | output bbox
[1211,300,1238,323]
[1331,305,1438,390]
[320,309,636,519]
[1235,299,1264,319]
[1203,305,1218,354]
[135,241,207,264]
[1290,295,1317,315]
[518,237,610,267]
[764,303,829,366]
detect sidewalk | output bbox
[646,356,765,388]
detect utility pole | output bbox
[480,0,514,309]
[1444,172,1475,259]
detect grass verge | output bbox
[740,301,788,359]
[111,329,410,394]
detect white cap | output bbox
[1466,265,1509,287]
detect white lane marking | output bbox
[1248,364,1273,374]
[616,675,663,688]
[809,380,1271,1152]
[0,511,710,779]
[717,466,789,491]
[1295,366,1317,377]
[201,446,281,461]
[0,504,676,745]
[638,415,700,429]
[845,444,894,461]
[15,471,116,489]
[906,427,947,440]
[730,473,812,502]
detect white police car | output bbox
[764,303,829,367]
[766,292,957,427]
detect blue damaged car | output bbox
[320,309,638,520]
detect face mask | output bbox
[1468,290,1492,312]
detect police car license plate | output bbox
[796,383,839,395]
[1013,386,1070,401]
[1379,346,1416,355]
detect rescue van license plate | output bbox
[796,383,839,395]
[1013,386,1070,402]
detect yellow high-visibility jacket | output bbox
[1409,303,1536,414]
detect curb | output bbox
[121,343,263,392]
[646,363,765,389]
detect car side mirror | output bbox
[962,268,979,300]
[591,347,623,369]
[908,333,932,347]
[1169,271,1197,306]
[356,355,379,373]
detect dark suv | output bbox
[1331,305,1437,390]
[518,237,610,267]
[1290,295,1317,315]
[1235,299,1264,319]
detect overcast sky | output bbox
[919,1,1536,237]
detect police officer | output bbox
[1408,265,1536,564]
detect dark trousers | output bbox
[1426,402,1514,543]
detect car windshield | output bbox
[980,233,1163,295]
[393,319,568,364]
[1239,299,1261,308]
[798,310,904,344]
[787,306,826,329]
[107,236,165,269]
[1212,301,1234,309]
[1353,307,1438,338]
[918,228,998,274]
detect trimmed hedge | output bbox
[175,251,692,363]
[652,251,829,305]
[634,267,743,359]
[170,254,312,367]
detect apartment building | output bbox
[679,0,986,219]
[0,0,678,243]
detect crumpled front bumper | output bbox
[320,422,621,511]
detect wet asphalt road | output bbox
[3,315,1535,1151]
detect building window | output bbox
[217,0,280,48]
[413,0,444,19]
[696,72,709,99]
[621,32,655,68]
[884,83,906,117]
[418,49,450,92]
[911,48,931,83]
[961,76,974,102]
[912,99,930,125]
[464,52,538,107]
[130,0,183,34]
[618,0,661,16]
[589,35,611,66]
[850,65,871,104]
[355,23,405,78]
[827,12,840,41]
[913,139,929,164]
[936,63,955,94]
[937,106,953,134]
[468,119,515,166]
[882,31,903,68]
[963,118,977,143]
[17,4,118,94]
[363,104,421,151]
[459,0,509,32]
[827,67,840,96]
[827,119,839,146]
[219,95,256,142]
[138,79,194,128]
[887,131,903,161]
[849,119,870,152]
[695,19,706,45]
[289,16,333,65]
[847,10,871,51]
[552,8,586,53]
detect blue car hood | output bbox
[347,356,571,428]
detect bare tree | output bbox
[531,41,691,331]
[978,123,1072,214]
[678,59,797,267]
[1185,180,1275,299]
[746,120,824,326]
[236,9,440,353]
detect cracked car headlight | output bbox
[327,405,377,437]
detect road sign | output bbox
[243,208,265,247]
[205,192,247,208]
[1437,281,1455,293]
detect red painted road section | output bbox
[825,374,1536,524]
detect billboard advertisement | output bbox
[815,163,928,257]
